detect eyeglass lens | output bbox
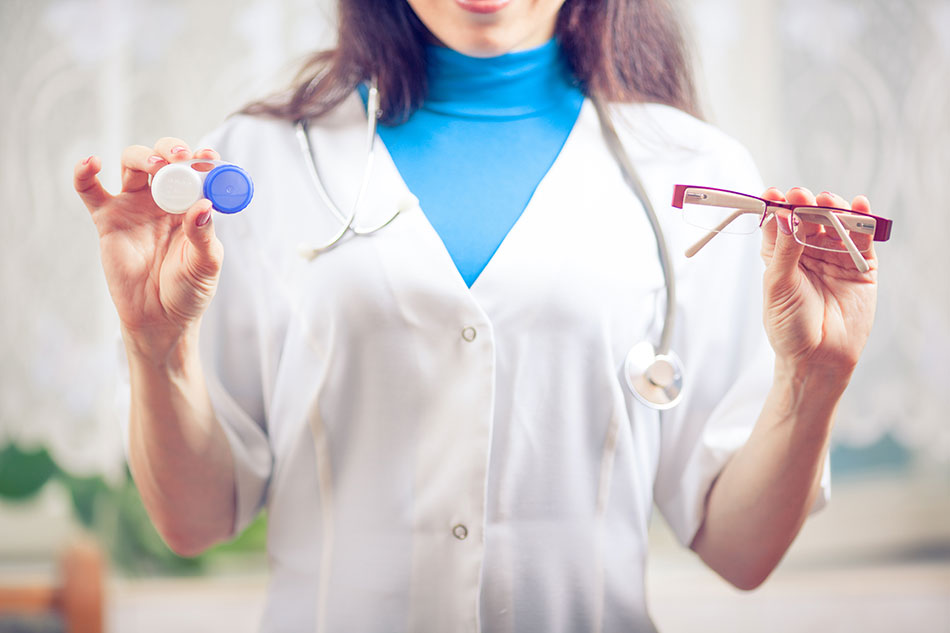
[789,207,875,253]
[680,188,766,235]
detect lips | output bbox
[455,0,512,14]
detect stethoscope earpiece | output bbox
[624,341,685,410]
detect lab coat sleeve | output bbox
[651,130,830,548]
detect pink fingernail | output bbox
[778,217,792,235]
[148,155,166,164]
[83,155,93,165]
[171,146,187,154]
[196,210,212,227]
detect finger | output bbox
[759,187,786,251]
[74,155,112,211]
[154,137,193,163]
[851,194,871,213]
[770,210,805,272]
[767,188,814,280]
[850,195,874,254]
[182,199,223,279]
[785,187,816,206]
[193,147,220,161]
[784,186,820,239]
[121,144,168,193]
[850,227,874,254]
[816,190,849,210]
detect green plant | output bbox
[0,442,266,575]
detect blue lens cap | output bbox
[204,164,254,214]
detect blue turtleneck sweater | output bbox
[374,40,584,287]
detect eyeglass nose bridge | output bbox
[758,206,778,229]
[760,202,797,230]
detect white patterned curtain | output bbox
[1,0,947,480]
[690,0,950,459]
[0,0,337,479]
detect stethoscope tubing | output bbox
[591,98,677,361]
[295,80,398,259]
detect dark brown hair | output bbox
[243,0,700,124]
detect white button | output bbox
[461,327,477,342]
[452,524,468,540]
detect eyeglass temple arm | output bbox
[684,209,756,258]
[829,212,871,273]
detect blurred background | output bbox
[0,0,948,631]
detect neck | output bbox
[423,39,580,119]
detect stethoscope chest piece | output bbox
[624,341,685,410]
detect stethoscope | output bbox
[293,81,685,410]
[295,81,402,259]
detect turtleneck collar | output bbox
[423,39,581,120]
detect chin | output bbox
[434,25,547,57]
[452,38,517,58]
[411,0,559,57]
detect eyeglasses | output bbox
[671,185,893,273]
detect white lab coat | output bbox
[194,94,829,633]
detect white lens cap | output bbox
[151,164,204,214]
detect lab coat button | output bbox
[461,327,477,342]
[452,524,468,540]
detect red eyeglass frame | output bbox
[671,185,893,242]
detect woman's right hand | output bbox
[74,139,224,363]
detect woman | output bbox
[73,0,878,631]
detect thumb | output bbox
[182,199,223,279]
[767,210,805,281]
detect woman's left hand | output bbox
[760,187,878,375]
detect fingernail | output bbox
[778,217,792,235]
[196,210,212,227]
[148,155,166,164]
[83,155,93,165]
[171,146,187,155]
[196,148,212,155]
